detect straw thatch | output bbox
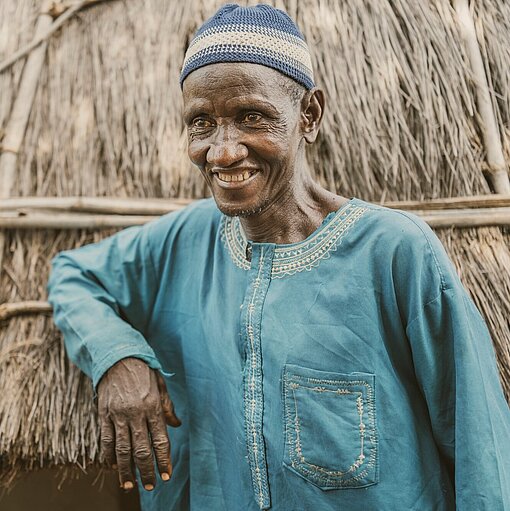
[1,0,509,488]
[473,1,510,164]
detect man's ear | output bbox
[300,87,325,143]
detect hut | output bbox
[1,0,509,508]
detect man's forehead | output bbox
[184,62,282,89]
[182,63,291,105]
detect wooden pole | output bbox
[1,194,509,215]
[0,301,52,321]
[1,207,510,229]
[418,207,510,228]
[0,196,194,215]
[454,0,510,193]
[0,7,53,280]
[0,212,158,229]
[382,194,510,210]
[0,0,115,74]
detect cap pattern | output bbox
[180,4,315,90]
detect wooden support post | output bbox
[454,0,510,193]
[0,0,115,74]
[0,8,53,280]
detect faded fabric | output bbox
[48,197,510,511]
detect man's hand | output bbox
[97,357,181,491]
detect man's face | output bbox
[182,63,304,217]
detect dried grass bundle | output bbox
[1,0,509,486]
[0,231,106,486]
[0,1,39,129]
[295,0,490,199]
[437,227,510,398]
[3,0,495,201]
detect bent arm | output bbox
[48,224,163,388]
[47,214,190,491]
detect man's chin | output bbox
[214,199,266,218]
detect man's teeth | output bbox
[217,171,252,182]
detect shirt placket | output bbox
[241,242,274,510]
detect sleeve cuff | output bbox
[92,343,172,390]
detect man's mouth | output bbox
[211,169,259,188]
[216,171,254,182]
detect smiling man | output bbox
[48,4,510,511]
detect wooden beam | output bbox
[0,196,193,215]
[381,194,510,210]
[0,212,158,229]
[1,206,510,229]
[1,194,510,216]
[418,207,510,228]
[0,301,52,321]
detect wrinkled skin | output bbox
[99,62,348,491]
[98,358,181,491]
[183,62,348,242]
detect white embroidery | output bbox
[221,203,368,277]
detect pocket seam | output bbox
[283,368,378,489]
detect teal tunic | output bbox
[48,197,510,510]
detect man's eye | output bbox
[192,118,213,128]
[243,113,262,123]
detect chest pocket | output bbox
[282,364,378,490]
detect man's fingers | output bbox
[148,415,173,481]
[99,416,116,467]
[114,421,135,490]
[130,420,156,491]
[155,373,182,427]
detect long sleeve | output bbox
[398,216,510,509]
[47,223,164,389]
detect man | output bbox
[48,4,510,510]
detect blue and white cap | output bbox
[180,3,315,90]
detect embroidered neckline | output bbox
[221,198,368,278]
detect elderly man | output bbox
[48,4,510,511]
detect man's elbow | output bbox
[47,251,84,305]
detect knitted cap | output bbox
[180,3,315,90]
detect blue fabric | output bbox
[47,197,510,510]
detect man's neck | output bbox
[239,183,348,244]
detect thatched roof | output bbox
[1,0,509,487]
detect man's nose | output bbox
[206,126,248,167]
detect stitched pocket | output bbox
[282,364,378,490]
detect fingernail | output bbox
[144,484,154,491]
[123,481,134,490]
[161,473,170,481]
